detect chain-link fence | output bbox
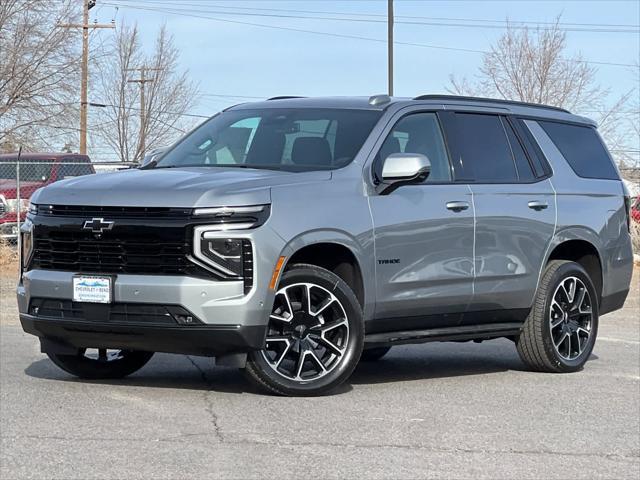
[0,159,137,242]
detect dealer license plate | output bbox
[72,276,112,304]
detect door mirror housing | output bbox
[379,153,431,194]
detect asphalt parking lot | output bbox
[1,270,638,480]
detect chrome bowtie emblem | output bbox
[83,217,114,233]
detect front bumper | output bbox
[17,269,278,356]
[20,314,266,357]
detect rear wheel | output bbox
[517,260,598,373]
[360,346,391,362]
[245,264,364,396]
[47,348,154,379]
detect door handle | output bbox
[528,201,549,211]
[446,201,470,212]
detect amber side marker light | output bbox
[269,256,286,290]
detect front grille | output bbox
[29,213,219,278]
[37,205,192,218]
[29,298,202,326]
[31,230,212,276]
[28,207,256,284]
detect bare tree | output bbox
[0,0,79,151]
[93,23,199,162]
[448,20,638,167]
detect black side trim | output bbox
[600,289,629,316]
[365,323,522,347]
[366,308,529,334]
[21,315,267,357]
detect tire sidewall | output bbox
[248,265,364,395]
[541,262,599,371]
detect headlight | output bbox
[20,218,34,270]
[200,237,245,277]
[5,198,30,213]
[191,226,254,294]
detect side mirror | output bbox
[379,153,431,194]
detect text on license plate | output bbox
[73,276,112,303]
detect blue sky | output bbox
[90,0,639,121]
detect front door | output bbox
[368,112,475,333]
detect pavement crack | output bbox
[185,355,224,443]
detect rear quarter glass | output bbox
[538,121,619,180]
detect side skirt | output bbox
[364,322,522,347]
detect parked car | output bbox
[0,153,94,240]
[17,95,634,396]
[631,196,640,223]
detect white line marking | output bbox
[598,336,640,345]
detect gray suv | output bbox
[18,95,634,396]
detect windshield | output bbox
[155,108,382,171]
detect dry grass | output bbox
[631,221,640,262]
[0,239,19,276]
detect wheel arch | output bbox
[279,231,372,316]
[544,229,604,305]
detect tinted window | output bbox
[539,121,619,180]
[448,113,518,182]
[57,163,94,179]
[156,108,382,172]
[514,119,550,177]
[0,162,53,182]
[376,113,451,182]
[502,118,535,181]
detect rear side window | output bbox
[445,113,518,182]
[502,118,535,181]
[538,121,619,180]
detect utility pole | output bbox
[126,66,161,160]
[59,1,114,154]
[388,0,394,96]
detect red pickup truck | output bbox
[0,153,95,240]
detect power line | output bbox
[107,0,640,33]
[102,2,639,67]
[116,0,640,29]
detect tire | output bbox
[47,349,154,379]
[360,346,391,362]
[517,260,599,373]
[245,263,364,396]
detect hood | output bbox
[31,167,331,208]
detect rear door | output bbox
[440,112,556,324]
[368,110,475,332]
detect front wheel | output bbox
[245,264,364,396]
[47,348,154,379]
[517,260,599,373]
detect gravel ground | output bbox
[0,269,638,479]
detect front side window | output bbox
[155,108,382,171]
[446,113,518,183]
[375,112,452,183]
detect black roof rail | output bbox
[412,94,571,114]
[267,96,307,101]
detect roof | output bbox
[228,95,594,126]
